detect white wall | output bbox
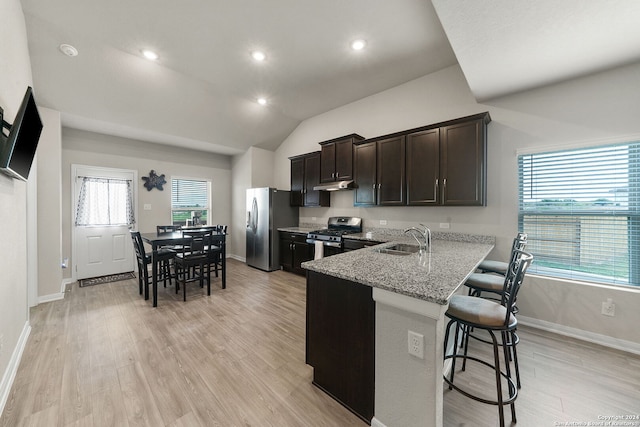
[36,108,63,301]
[231,150,252,260]
[0,0,33,414]
[61,128,232,279]
[230,146,275,260]
[267,63,640,346]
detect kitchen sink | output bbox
[375,243,421,255]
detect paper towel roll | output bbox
[314,241,324,260]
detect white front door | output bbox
[73,165,137,280]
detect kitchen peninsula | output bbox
[302,232,495,427]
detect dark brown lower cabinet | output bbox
[342,239,383,251]
[306,271,375,423]
[279,232,312,275]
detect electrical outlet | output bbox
[0,334,4,357]
[143,204,152,210]
[439,222,450,229]
[601,298,615,317]
[380,220,387,225]
[408,331,424,359]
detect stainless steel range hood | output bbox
[313,180,355,191]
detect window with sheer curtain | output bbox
[518,141,640,287]
[75,177,135,226]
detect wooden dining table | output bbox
[141,229,226,307]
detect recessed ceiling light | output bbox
[142,49,159,60]
[251,51,266,62]
[257,97,267,106]
[351,39,366,51]
[59,44,78,57]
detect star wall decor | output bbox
[142,170,166,191]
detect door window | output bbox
[75,177,135,226]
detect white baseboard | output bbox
[371,418,387,427]
[227,254,245,262]
[37,278,73,305]
[518,315,640,356]
[0,321,31,417]
[38,292,65,304]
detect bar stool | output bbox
[476,232,527,277]
[466,233,526,300]
[465,233,528,387]
[444,250,533,427]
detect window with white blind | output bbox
[518,142,640,287]
[171,178,211,226]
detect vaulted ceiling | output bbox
[20,0,640,155]
[431,0,640,101]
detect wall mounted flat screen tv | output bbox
[0,86,43,181]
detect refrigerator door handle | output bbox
[251,197,258,232]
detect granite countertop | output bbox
[302,235,495,305]
[277,226,492,244]
[278,226,317,234]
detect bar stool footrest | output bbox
[444,354,518,406]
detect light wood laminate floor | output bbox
[1,259,639,426]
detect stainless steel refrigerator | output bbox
[246,188,299,271]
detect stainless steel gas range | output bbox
[306,217,362,256]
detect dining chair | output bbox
[202,225,226,278]
[130,231,176,297]
[157,225,181,233]
[156,225,184,274]
[174,229,215,301]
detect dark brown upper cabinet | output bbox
[291,113,489,208]
[319,134,365,183]
[407,113,489,206]
[377,136,406,205]
[289,151,330,207]
[353,136,406,206]
[406,128,440,205]
[439,117,487,206]
[353,141,377,205]
[355,112,490,207]
[290,155,305,206]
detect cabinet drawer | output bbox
[281,232,308,243]
[343,239,382,251]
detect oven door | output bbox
[323,245,342,257]
[306,238,343,258]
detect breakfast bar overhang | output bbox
[303,233,495,427]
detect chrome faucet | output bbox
[404,224,431,253]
